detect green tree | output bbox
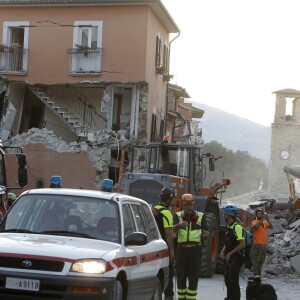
[202,141,268,198]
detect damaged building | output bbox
[0,0,203,191]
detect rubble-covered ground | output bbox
[225,195,300,299]
[188,208,300,299]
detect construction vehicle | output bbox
[0,141,28,220]
[249,165,300,212]
[120,136,246,277]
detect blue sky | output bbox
[162,0,300,126]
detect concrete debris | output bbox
[258,208,300,276]
[4,127,131,173]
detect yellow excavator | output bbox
[284,166,300,210]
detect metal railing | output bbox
[0,48,28,73]
[47,84,94,128]
[67,48,101,74]
[41,120,85,143]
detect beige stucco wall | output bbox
[1,4,171,142]
[145,10,169,138]
[0,6,156,83]
[5,143,99,193]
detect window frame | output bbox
[70,20,103,74]
[2,21,29,73]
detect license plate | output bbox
[5,277,40,291]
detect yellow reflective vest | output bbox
[176,211,204,243]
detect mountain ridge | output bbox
[190,102,271,163]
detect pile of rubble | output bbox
[4,127,132,174]
[264,209,300,275]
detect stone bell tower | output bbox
[268,89,300,199]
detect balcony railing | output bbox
[0,47,28,73]
[67,47,102,74]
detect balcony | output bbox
[67,47,102,74]
[0,44,28,74]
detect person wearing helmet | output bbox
[153,186,176,300]
[7,192,17,207]
[173,193,208,300]
[220,204,245,300]
[250,207,273,278]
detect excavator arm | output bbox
[198,178,231,197]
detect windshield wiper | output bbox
[40,231,97,239]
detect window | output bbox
[131,204,147,234]
[155,34,169,76]
[69,21,103,74]
[155,35,163,73]
[151,113,158,142]
[79,26,98,49]
[163,43,169,74]
[142,203,159,240]
[35,179,45,189]
[1,22,29,73]
[122,203,136,237]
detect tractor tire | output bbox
[199,212,219,278]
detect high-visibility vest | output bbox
[176,211,204,243]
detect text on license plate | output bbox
[5,277,40,291]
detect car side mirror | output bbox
[16,153,27,187]
[125,232,148,246]
[18,166,28,187]
[17,153,27,167]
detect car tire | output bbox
[151,277,162,300]
[199,212,219,278]
[112,280,123,300]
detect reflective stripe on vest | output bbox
[176,211,203,243]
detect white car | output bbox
[0,188,169,299]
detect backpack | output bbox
[152,206,169,240]
[233,222,253,248]
[233,222,253,264]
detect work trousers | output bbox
[164,260,174,297]
[175,244,202,300]
[224,254,242,300]
[250,243,267,276]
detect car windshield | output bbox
[1,194,121,243]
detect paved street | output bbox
[167,272,300,300]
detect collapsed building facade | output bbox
[0,0,203,192]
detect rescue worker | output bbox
[7,192,17,207]
[220,204,245,300]
[173,193,207,300]
[250,207,273,277]
[154,186,175,300]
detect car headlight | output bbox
[71,259,107,274]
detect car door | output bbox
[122,201,160,299]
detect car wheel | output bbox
[151,277,162,300]
[112,280,123,300]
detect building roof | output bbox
[272,89,300,96]
[0,0,180,33]
[169,83,190,98]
